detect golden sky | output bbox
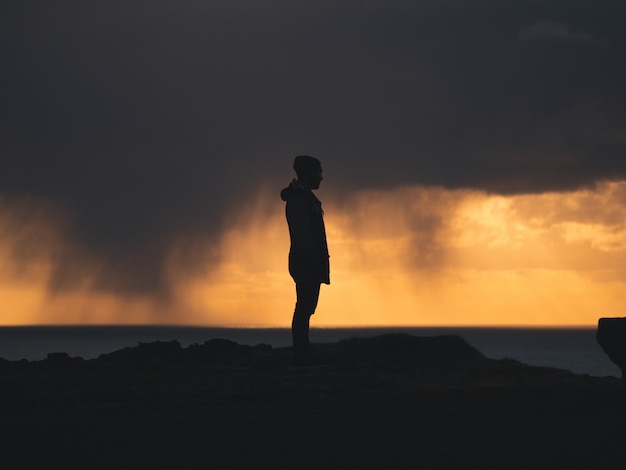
[3,2,626,329]
[2,181,626,327]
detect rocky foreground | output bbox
[1,334,624,469]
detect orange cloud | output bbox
[168,182,626,327]
[3,183,626,326]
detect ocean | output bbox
[0,326,620,378]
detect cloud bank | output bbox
[1,1,625,315]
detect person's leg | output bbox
[292,280,321,366]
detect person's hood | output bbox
[280,179,307,201]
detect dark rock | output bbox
[186,338,247,363]
[252,343,273,353]
[46,352,72,363]
[97,340,183,365]
[330,333,486,369]
[597,317,626,379]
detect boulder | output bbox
[331,333,486,370]
[596,317,626,379]
[46,352,72,362]
[98,340,183,365]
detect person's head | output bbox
[293,155,323,190]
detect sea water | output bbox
[0,326,620,378]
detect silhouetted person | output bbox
[280,156,330,366]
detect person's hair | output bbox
[293,155,321,178]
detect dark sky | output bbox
[2,0,625,297]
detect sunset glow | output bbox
[3,1,625,331]
[2,182,626,327]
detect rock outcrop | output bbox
[597,317,626,379]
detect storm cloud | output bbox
[2,0,625,298]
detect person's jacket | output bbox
[280,179,330,284]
